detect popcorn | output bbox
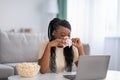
[16,62,40,77]
[64,36,72,48]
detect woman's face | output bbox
[53,26,71,39]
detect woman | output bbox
[38,18,84,74]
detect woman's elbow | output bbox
[39,69,48,74]
[38,59,49,74]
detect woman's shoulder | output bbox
[38,38,49,59]
[39,35,49,44]
[39,40,49,48]
[72,46,78,51]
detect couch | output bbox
[0,31,90,80]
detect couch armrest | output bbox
[82,44,90,55]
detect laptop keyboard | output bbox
[63,75,76,80]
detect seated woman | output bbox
[38,18,84,74]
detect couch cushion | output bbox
[0,31,47,63]
[3,62,37,75]
[3,63,18,75]
[0,64,14,78]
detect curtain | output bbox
[67,0,120,71]
[57,0,67,19]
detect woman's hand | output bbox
[72,38,82,49]
[48,38,66,48]
[72,38,84,56]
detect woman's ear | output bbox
[52,32,55,36]
[52,30,56,36]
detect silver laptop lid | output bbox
[75,55,110,80]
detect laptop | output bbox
[63,55,110,80]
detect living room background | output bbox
[67,0,120,71]
[0,0,57,34]
[0,0,120,71]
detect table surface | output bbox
[8,70,120,80]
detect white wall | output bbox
[104,37,120,71]
[0,0,56,34]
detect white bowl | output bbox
[16,62,40,77]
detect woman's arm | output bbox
[72,38,84,56]
[75,44,84,66]
[72,38,84,66]
[38,39,64,74]
[38,43,51,74]
[77,44,84,56]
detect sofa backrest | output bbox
[83,44,90,55]
[0,31,47,63]
[0,31,90,63]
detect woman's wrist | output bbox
[47,42,52,48]
[77,44,82,49]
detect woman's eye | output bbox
[61,35,65,37]
[68,35,70,37]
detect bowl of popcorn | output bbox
[16,62,40,77]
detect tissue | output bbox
[64,36,72,47]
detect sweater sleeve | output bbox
[73,46,79,62]
[38,40,49,59]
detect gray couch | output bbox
[0,31,90,79]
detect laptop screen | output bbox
[63,55,110,80]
